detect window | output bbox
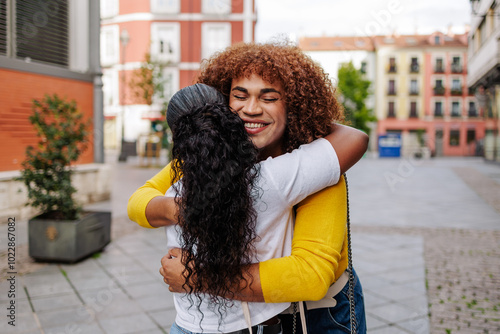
[388,57,396,72]
[100,25,119,66]
[102,71,119,106]
[435,35,441,45]
[360,61,367,74]
[203,0,231,14]
[151,23,180,63]
[451,101,461,117]
[467,129,476,143]
[388,101,395,118]
[468,101,478,117]
[410,80,418,95]
[435,58,444,72]
[13,0,69,67]
[451,56,462,73]
[101,0,119,18]
[410,57,419,72]
[202,23,231,60]
[434,79,445,95]
[449,130,460,146]
[151,0,180,13]
[435,101,443,117]
[409,102,418,118]
[388,80,396,95]
[451,79,462,95]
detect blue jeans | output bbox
[279,268,366,334]
[170,322,283,334]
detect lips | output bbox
[244,121,269,134]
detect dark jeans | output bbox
[278,268,366,334]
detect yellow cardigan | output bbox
[127,162,348,302]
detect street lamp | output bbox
[118,28,130,162]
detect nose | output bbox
[242,97,262,116]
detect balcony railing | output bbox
[388,89,397,96]
[451,111,461,117]
[451,88,463,96]
[387,111,396,118]
[468,108,478,117]
[433,86,445,95]
[388,65,397,73]
[434,110,443,117]
[409,111,418,118]
[410,64,419,73]
[409,89,419,96]
[451,64,463,73]
[434,66,445,73]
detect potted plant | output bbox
[18,94,111,263]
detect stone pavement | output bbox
[1,153,499,334]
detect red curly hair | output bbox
[196,41,344,153]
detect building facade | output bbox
[0,0,109,219]
[100,0,257,149]
[301,31,484,157]
[467,0,500,161]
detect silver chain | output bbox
[344,174,357,334]
[292,301,297,334]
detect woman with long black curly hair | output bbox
[164,83,344,333]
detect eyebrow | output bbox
[231,86,282,95]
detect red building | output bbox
[100,0,257,149]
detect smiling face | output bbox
[229,74,287,159]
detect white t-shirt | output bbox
[165,138,340,332]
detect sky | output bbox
[254,0,472,42]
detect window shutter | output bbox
[0,0,7,56]
[15,0,69,67]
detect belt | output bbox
[225,320,282,334]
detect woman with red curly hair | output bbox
[129,41,368,333]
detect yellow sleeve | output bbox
[259,176,348,302]
[127,162,175,228]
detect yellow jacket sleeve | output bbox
[127,162,174,228]
[259,176,348,302]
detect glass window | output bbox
[388,101,395,118]
[467,129,476,143]
[410,80,418,94]
[451,101,461,117]
[435,58,444,72]
[410,101,417,118]
[203,0,231,14]
[150,23,180,63]
[101,0,119,18]
[151,0,180,13]
[100,25,119,66]
[388,80,396,94]
[435,101,442,116]
[449,130,460,146]
[202,23,231,59]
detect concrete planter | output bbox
[28,211,111,263]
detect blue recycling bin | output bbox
[378,133,402,157]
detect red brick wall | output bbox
[0,69,94,172]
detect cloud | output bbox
[255,0,471,42]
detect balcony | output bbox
[434,66,445,73]
[409,111,418,118]
[433,86,445,95]
[388,65,397,73]
[451,88,463,96]
[410,63,419,73]
[387,89,397,96]
[468,107,478,117]
[434,110,443,117]
[409,89,419,96]
[451,64,463,73]
[387,111,396,118]
[451,112,461,118]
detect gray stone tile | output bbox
[22,277,75,298]
[124,281,170,299]
[90,295,142,319]
[365,313,389,331]
[368,302,423,324]
[98,313,159,334]
[2,311,40,333]
[397,315,430,334]
[135,293,176,312]
[43,322,105,334]
[37,305,93,328]
[369,324,412,333]
[148,308,177,328]
[30,293,83,313]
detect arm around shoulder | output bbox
[324,124,369,174]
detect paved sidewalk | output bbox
[1,154,499,334]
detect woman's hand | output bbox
[159,248,193,293]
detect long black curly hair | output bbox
[167,83,260,314]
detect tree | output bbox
[337,61,376,135]
[129,53,172,149]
